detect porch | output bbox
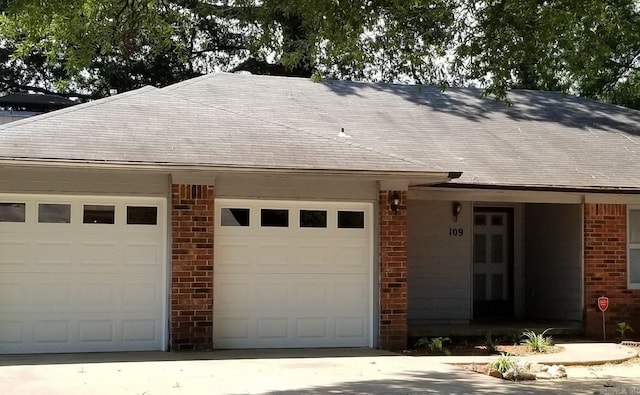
[406,189,585,338]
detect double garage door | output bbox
[214,199,374,348]
[0,194,372,353]
[0,194,166,354]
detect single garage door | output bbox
[0,194,166,354]
[214,199,373,348]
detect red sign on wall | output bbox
[598,296,609,312]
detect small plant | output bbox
[616,322,634,341]
[484,333,499,354]
[414,336,451,355]
[490,353,517,374]
[521,328,554,353]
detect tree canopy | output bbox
[1,0,639,109]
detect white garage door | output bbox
[0,194,166,354]
[214,199,373,348]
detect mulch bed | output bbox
[405,344,564,356]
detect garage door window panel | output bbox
[221,208,250,227]
[38,204,71,224]
[83,205,115,224]
[0,202,26,222]
[337,211,365,229]
[127,206,158,225]
[300,210,327,228]
[261,209,289,227]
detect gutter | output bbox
[0,158,461,182]
[417,182,640,194]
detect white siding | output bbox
[524,204,582,321]
[0,167,169,196]
[216,174,378,201]
[408,200,472,324]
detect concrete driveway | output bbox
[0,349,628,394]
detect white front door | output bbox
[0,194,166,354]
[473,210,511,317]
[214,199,373,348]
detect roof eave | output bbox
[0,158,458,184]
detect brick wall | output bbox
[584,203,640,339]
[379,190,408,350]
[171,184,215,350]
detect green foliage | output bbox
[490,353,517,374]
[521,328,554,353]
[414,336,451,355]
[453,0,640,108]
[484,333,498,354]
[616,322,634,342]
[0,0,638,109]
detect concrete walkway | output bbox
[429,342,639,366]
[0,344,637,395]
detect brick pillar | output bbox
[584,203,640,339]
[379,190,408,350]
[171,184,214,350]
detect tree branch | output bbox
[1,79,94,100]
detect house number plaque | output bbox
[449,228,464,237]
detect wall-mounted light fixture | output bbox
[452,201,462,222]
[390,191,401,213]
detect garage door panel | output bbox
[34,240,74,266]
[294,283,328,306]
[0,194,166,354]
[257,283,289,307]
[257,243,290,267]
[0,239,29,267]
[0,320,23,344]
[0,313,162,353]
[79,241,118,266]
[295,244,330,268]
[335,281,368,309]
[214,199,372,348]
[78,320,114,343]
[336,317,366,339]
[215,240,252,269]
[257,317,288,339]
[295,317,328,339]
[125,242,161,266]
[215,281,251,307]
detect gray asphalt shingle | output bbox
[165,73,640,189]
[0,85,439,173]
[2,72,639,190]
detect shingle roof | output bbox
[1,72,640,190]
[164,73,640,190]
[0,85,441,174]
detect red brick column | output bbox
[171,184,214,350]
[584,203,640,339]
[379,190,408,350]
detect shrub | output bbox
[490,353,517,374]
[414,336,451,355]
[484,333,499,354]
[521,328,553,353]
[616,322,634,342]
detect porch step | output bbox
[409,322,584,338]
